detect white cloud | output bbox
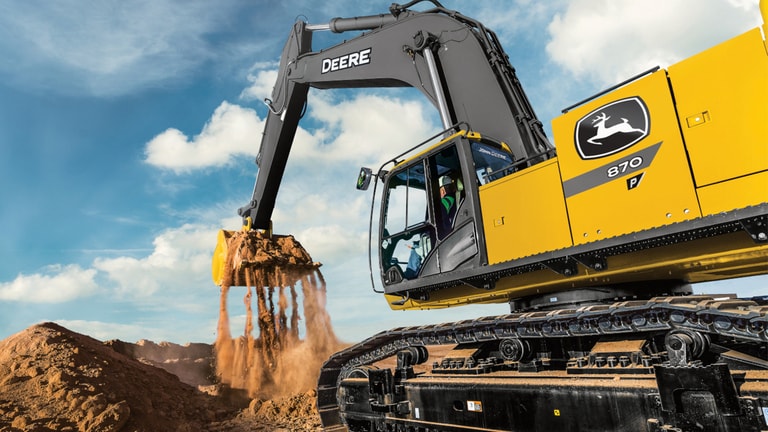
[272,188,369,226]
[0,264,99,303]
[295,92,438,166]
[93,224,216,298]
[240,67,279,101]
[145,86,437,175]
[546,0,761,85]
[295,224,368,264]
[144,101,263,173]
[0,219,246,310]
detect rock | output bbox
[11,414,29,429]
[84,400,130,432]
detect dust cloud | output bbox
[214,230,342,399]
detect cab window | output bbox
[471,141,516,184]
[382,164,428,233]
[381,163,434,281]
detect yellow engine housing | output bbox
[392,21,768,311]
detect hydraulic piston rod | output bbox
[305,14,397,33]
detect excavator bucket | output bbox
[212,229,319,287]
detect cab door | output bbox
[379,141,480,288]
[379,161,435,285]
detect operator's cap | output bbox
[439,176,453,188]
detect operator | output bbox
[438,175,457,237]
[403,239,423,279]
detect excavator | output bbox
[214,1,768,430]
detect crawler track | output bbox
[318,295,768,431]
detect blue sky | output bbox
[0,0,763,343]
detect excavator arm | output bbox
[236,1,552,230]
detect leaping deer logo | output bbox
[588,112,646,145]
[574,96,650,159]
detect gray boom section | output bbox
[239,5,552,230]
[238,21,312,229]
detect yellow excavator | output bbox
[215,1,768,430]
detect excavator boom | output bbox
[236,2,552,231]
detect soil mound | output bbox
[105,339,214,389]
[208,390,322,431]
[0,322,325,432]
[0,322,230,432]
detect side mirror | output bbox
[356,167,373,190]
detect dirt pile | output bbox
[208,390,322,431]
[215,230,343,400]
[105,339,214,389]
[0,322,231,432]
[0,322,325,431]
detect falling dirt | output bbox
[214,230,344,400]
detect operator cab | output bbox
[374,131,518,293]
